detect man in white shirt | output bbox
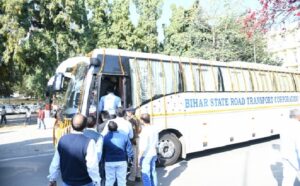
[48,114,101,186]
[101,107,133,140]
[281,109,300,186]
[24,107,31,126]
[98,86,121,117]
[138,113,158,186]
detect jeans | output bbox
[140,156,157,186]
[37,118,46,129]
[105,161,127,186]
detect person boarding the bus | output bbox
[84,115,103,162]
[138,113,158,186]
[48,114,101,186]
[102,121,134,186]
[84,115,105,186]
[126,107,142,184]
[281,109,300,186]
[97,111,110,133]
[101,107,133,140]
[98,86,121,118]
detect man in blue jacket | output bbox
[48,114,100,186]
[103,121,134,186]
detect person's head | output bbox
[106,86,114,94]
[87,115,96,128]
[140,113,151,125]
[72,114,87,131]
[2,106,5,109]
[101,110,110,121]
[116,107,125,118]
[108,121,118,132]
[125,107,135,117]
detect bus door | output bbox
[94,74,131,120]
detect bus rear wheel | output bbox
[158,132,181,166]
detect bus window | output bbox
[196,66,219,92]
[221,68,251,92]
[163,62,180,94]
[257,71,274,91]
[182,63,197,91]
[293,74,300,91]
[241,70,252,91]
[249,71,273,92]
[275,73,295,92]
[129,59,181,107]
[250,71,260,91]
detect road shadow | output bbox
[158,160,188,186]
[0,137,54,160]
[186,135,279,161]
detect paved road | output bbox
[0,115,299,186]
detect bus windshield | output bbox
[63,63,89,117]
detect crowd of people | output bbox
[48,88,159,186]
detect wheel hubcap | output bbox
[158,139,175,159]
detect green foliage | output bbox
[0,0,279,97]
[163,2,278,65]
[107,0,135,50]
[133,0,162,52]
[0,0,93,97]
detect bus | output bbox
[48,48,300,166]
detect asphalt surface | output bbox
[0,115,300,186]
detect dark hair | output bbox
[116,107,125,117]
[2,106,5,109]
[108,121,118,132]
[72,114,87,131]
[87,115,96,128]
[106,86,114,93]
[140,113,151,124]
[101,111,110,120]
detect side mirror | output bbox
[53,73,64,92]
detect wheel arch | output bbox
[159,128,187,159]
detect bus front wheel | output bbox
[158,132,181,166]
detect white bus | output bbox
[49,48,300,166]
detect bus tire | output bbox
[157,132,181,166]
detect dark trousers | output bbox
[0,115,7,124]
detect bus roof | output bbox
[90,48,299,73]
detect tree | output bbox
[107,0,135,50]
[86,0,110,48]
[0,0,93,97]
[0,0,26,96]
[163,3,211,58]
[133,0,162,52]
[243,0,300,37]
[163,1,278,65]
